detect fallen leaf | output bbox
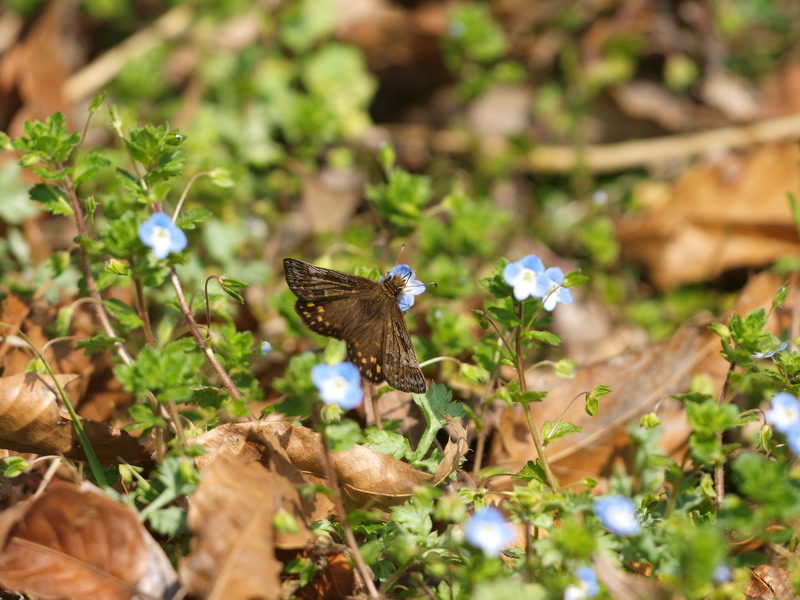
[746,564,796,600]
[617,143,800,289]
[0,481,177,600]
[192,421,468,510]
[0,372,148,464]
[489,325,717,486]
[179,454,285,600]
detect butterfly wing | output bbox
[283,258,374,300]
[380,304,426,393]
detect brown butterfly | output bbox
[283,258,427,393]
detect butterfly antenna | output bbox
[394,244,406,266]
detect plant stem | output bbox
[714,359,737,508]
[514,302,559,491]
[168,268,255,419]
[318,427,382,600]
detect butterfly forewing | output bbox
[284,258,376,300]
[283,258,427,394]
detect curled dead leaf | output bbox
[0,481,177,600]
[192,421,468,510]
[0,372,148,464]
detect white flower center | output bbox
[519,268,537,284]
[780,406,799,423]
[323,375,348,401]
[152,226,171,248]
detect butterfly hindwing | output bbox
[381,304,426,393]
[294,298,348,338]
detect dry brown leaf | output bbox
[180,454,285,600]
[0,372,148,464]
[192,421,468,510]
[489,324,718,486]
[301,167,364,234]
[747,565,797,600]
[0,0,78,136]
[617,142,800,289]
[0,481,176,600]
[592,554,668,600]
[293,550,355,600]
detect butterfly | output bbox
[283,258,427,393]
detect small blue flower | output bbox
[786,427,800,457]
[564,566,599,600]
[594,495,641,536]
[765,392,800,434]
[382,264,425,312]
[503,255,547,301]
[464,506,515,556]
[311,362,363,409]
[138,212,187,259]
[753,342,788,359]
[260,341,272,356]
[537,267,573,311]
[713,564,732,584]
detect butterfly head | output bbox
[381,264,428,312]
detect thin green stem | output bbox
[514,302,559,492]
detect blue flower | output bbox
[537,266,573,311]
[594,495,641,536]
[260,341,272,356]
[765,392,800,434]
[786,427,800,457]
[564,566,599,600]
[382,264,425,312]
[713,565,732,584]
[503,255,546,301]
[464,506,515,556]
[138,212,187,259]
[753,342,788,359]
[311,362,363,409]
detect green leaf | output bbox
[542,419,582,444]
[685,399,740,436]
[563,269,588,288]
[1,457,28,478]
[28,183,74,216]
[88,91,107,114]
[379,143,396,171]
[176,207,213,230]
[512,460,548,485]
[460,363,489,384]
[76,335,124,355]
[324,419,362,452]
[522,330,561,345]
[363,430,412,460]
[103,299,143,331]
[73,149,111,186]
[217,275,250,304]
[105,258,130,276]
[486,306,519,326]
[209,168,235,188]
[323,339,348,365]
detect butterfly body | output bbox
[283,258,426,393]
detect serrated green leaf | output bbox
[542,419,582,444]
[76,335,124,355]
[28,183,73,216]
